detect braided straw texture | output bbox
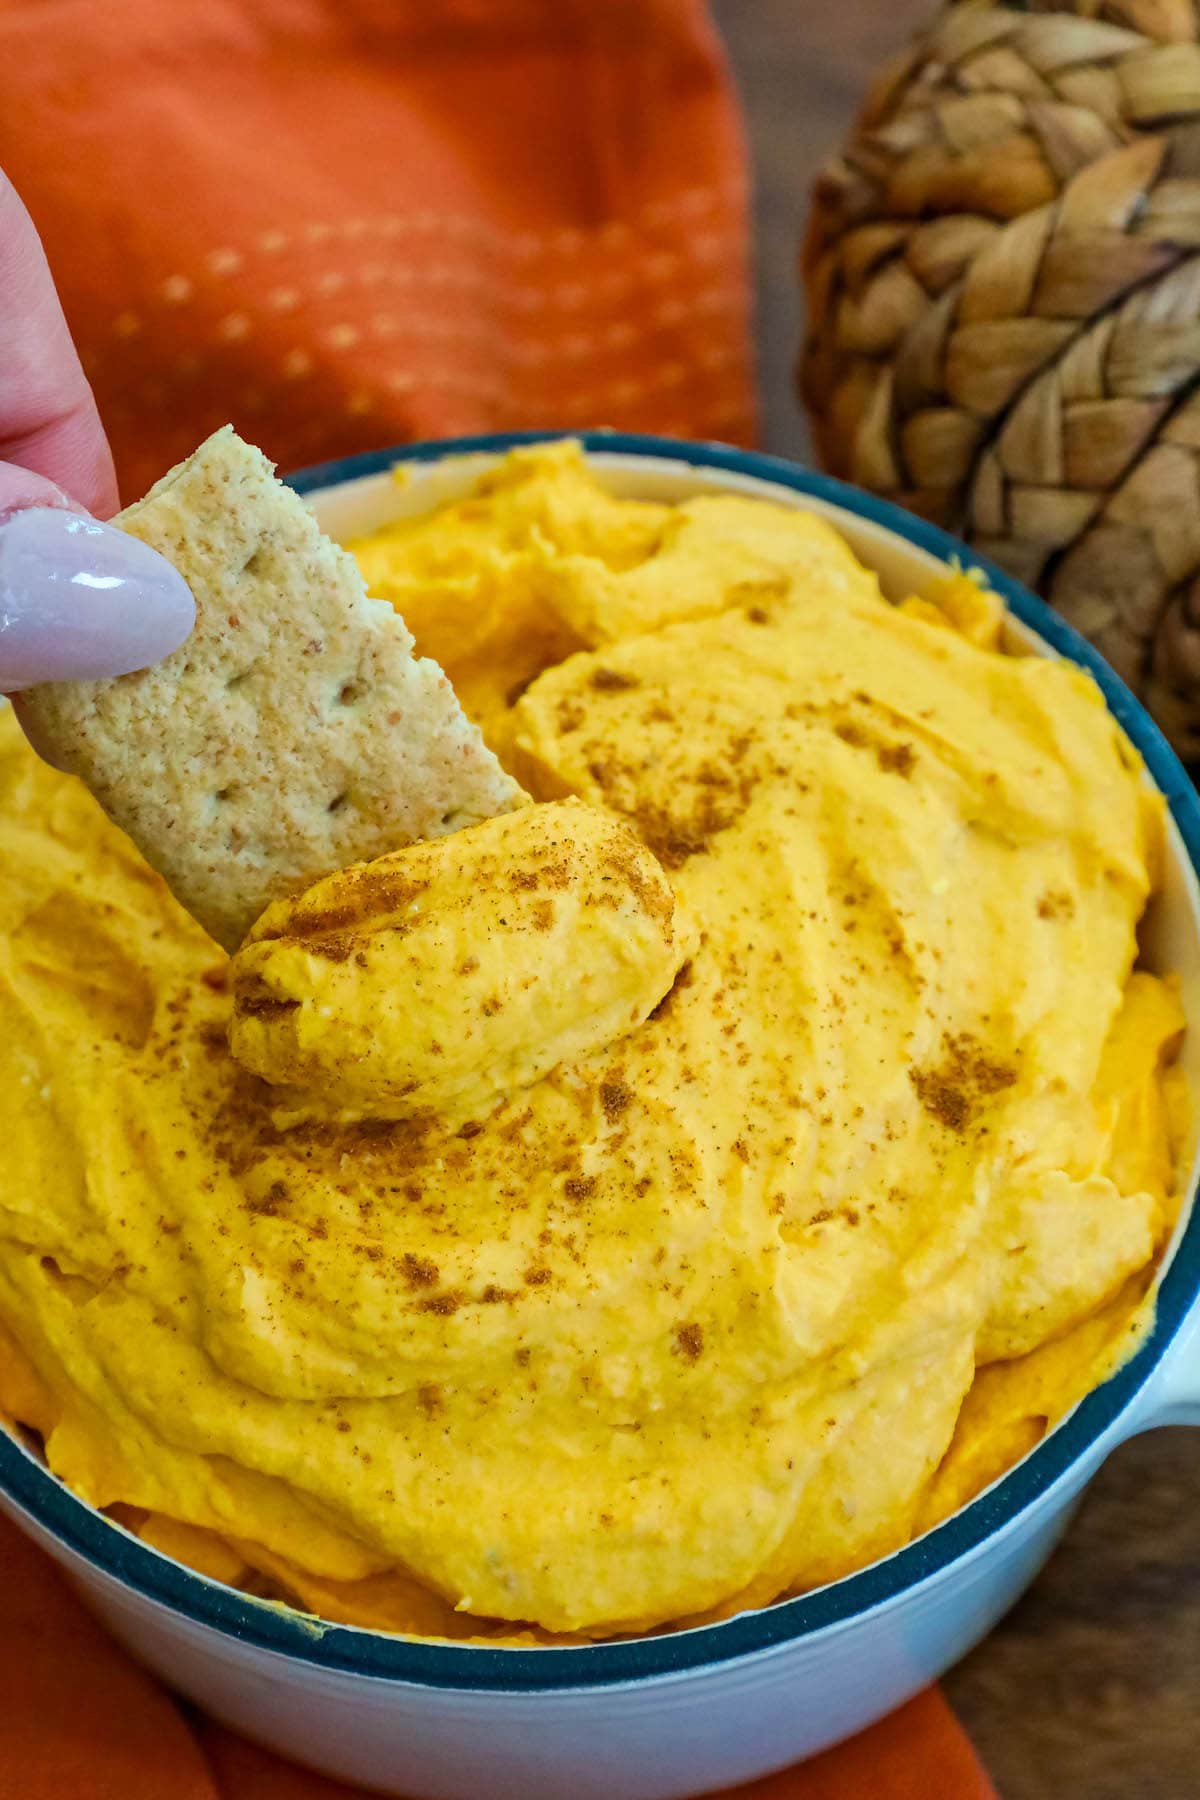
[801,0,1200,756]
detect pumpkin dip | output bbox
[0,443,1187,1641]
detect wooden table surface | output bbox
[710,4,1200,1795]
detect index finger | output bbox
[0,171,118,518]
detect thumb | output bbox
[0,465,194,692]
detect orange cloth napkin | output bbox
[0,1512,997,1800]
[0,0,756,503]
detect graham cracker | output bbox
[21,427,524,949]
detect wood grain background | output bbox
[710,3,1200,1795]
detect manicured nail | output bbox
[0,506,195,690]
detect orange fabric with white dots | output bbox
[0,0,754,502]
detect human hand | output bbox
[0,173,193,694]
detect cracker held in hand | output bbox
[22,428,524,950]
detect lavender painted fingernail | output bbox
[0,507,195,691]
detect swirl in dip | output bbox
[0,444,1186,1640]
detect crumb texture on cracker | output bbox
[20,427,524,949]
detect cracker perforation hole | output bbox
[337,680,364,706]
[240,548,268,579]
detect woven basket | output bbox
[801,0,1200,757]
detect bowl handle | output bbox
[1133,1305,1200,1428]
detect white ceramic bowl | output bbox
[3,434,1200,1800]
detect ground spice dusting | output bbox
[877,742,916,777]
[244,1179,290,1217]
[909,1032,1018,1133]
[234,992,300,1021]
[603,850,674,926]
[627,756,761,871]
[401,1252,440,1289]
[306,933,359,963]
[564,1175,597,1201]
[637,823,704,870]
[256,870,430,943]
[674,1322,704,1362]
[833,715,917,779]
[418,1290,463,1316]
[909,1070,969,1133]
[600,1078,632,1122]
